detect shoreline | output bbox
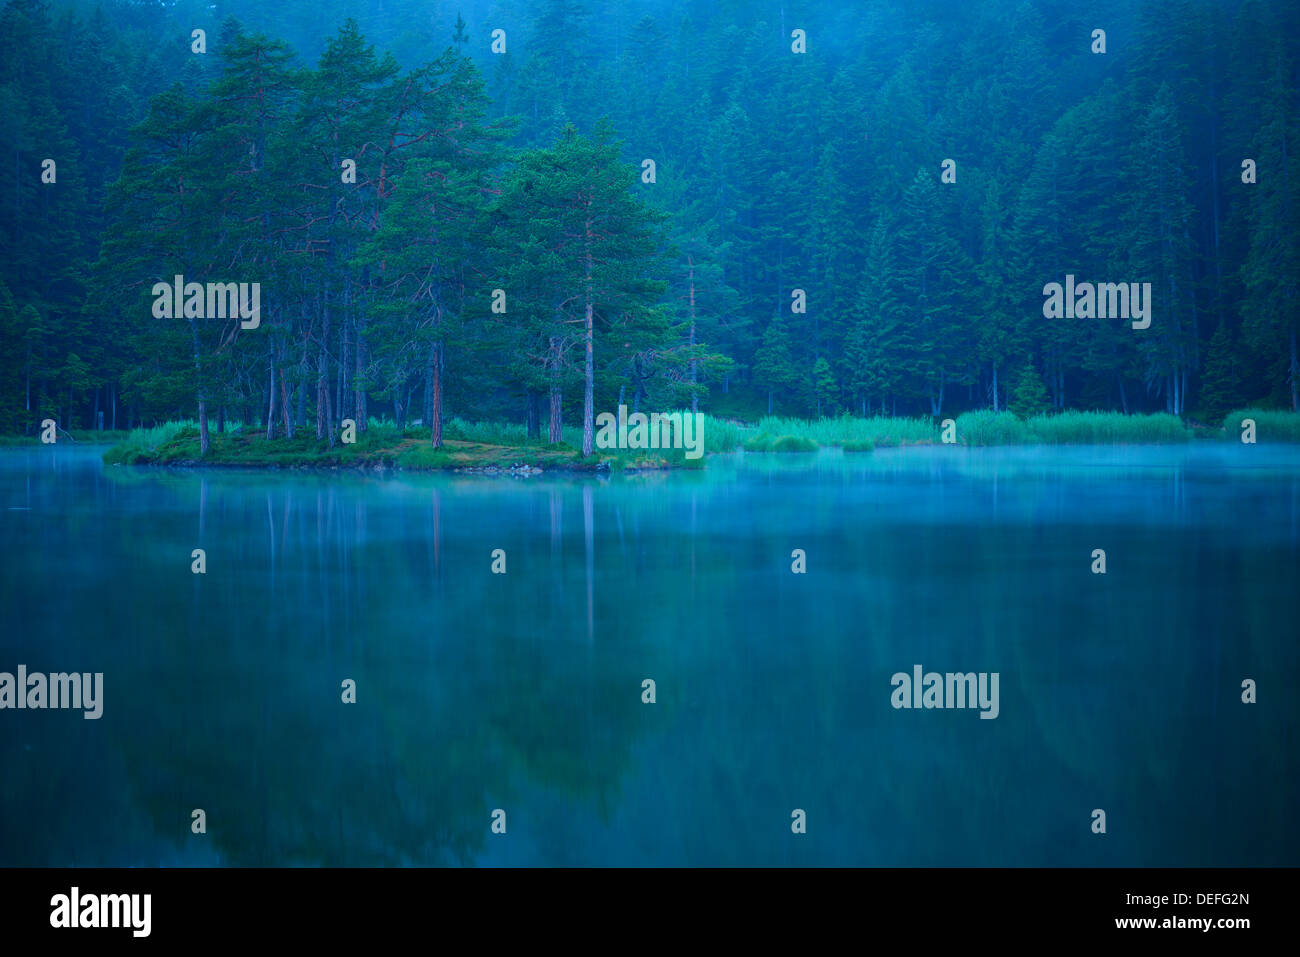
[3,409,1296,473]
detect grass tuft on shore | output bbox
[0,428,136,447]
[744,433,819,452]
[1033,410,1188,444]
[841,439,875,452]
[954,411,1029,446]
[1221,408,1300,442]
[730,414,932,451]
[955,410,1192,445]
[102,422,206,463]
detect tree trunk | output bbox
[354,324,367,431]
[192,320,209,455]
[929,371,945,417]
[527,392,540,441]
[266,357,276,440]
[582,216,595,457]
[549,385,562,443]
[317,294,334,447]
[423,346,434,432]
[1291,326,1299,412]
[335,324,345,427]
[548,335,562,443]
[688,255,698,413]
[430,341,443,449]
[340,322,351,424]
[280,361,292,438]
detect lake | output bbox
[1,443,1296,866]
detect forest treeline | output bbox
[0,0,1297,451]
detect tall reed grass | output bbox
[956,410,1193,445]
[1221,408,1300,442]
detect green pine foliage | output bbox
[3,0,1299,443]
[1009,364,1052,420]
[1197,322,1244,425]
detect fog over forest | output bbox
[1,0,1296,450]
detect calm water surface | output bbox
[1,443,1297,866]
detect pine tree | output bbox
[1240,54,1300,411]
[813,357,838,417]
[0,280,21,431]
[894,168,976,416]
[203,21,302,445]
[96,83,222,449]
[845,216,910,416]
[1009,361,1051,420]
[1125,82,1200,416]
[293,19,402,441]
[494,122,668,456]
[753,311,803,414]
[1198,320,1242,424]
[352,42,501,447]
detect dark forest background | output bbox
[0,0,1297,447]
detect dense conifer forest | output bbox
[1,0,1297,453]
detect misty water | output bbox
[1,444,1296,866]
